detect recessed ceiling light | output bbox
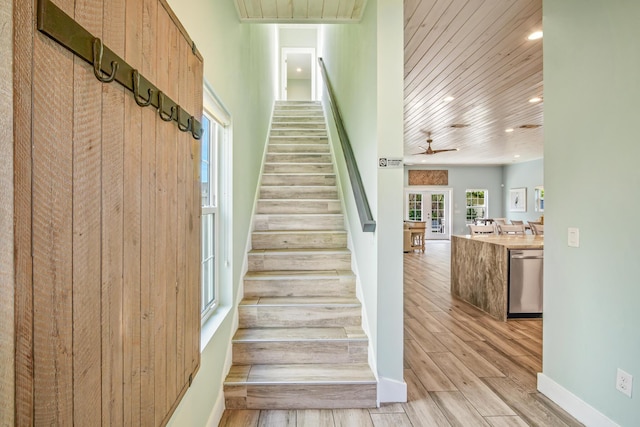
[514,154,521,158]
[421,159,427,163]
[529,97,542,103]
[505,128,514,133]
[443,96,455,103]
[528,31,543,40]
[296,67,302,73]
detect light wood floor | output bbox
[219,241,582,426]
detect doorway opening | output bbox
[281,48,316,101]
[406,190,452,240]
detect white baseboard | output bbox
[537,373,619,427]
[206,386,226,427]
[378,377,407,404]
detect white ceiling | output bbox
[287,53,312,80]
[234,0,543,166]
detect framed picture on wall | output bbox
[509,188,527,212]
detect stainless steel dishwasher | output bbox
[508,249,543,318]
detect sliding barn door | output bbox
[13,0,203,425]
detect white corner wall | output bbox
[320,0,405,401]
[542,1,640,425]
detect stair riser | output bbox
[238,306,361,328]
[252,232,347,250]
[271,123,326,129]
[248,253,351,271]
[269,137,328,144]
[224,384,377,410]
[275,103,322,108]
[243,277,355,298]
[256,200,342,214]
[254,215,344,231]
[266,154,332,163]
[261,175,336,186]
[274,105,322,111]
[268,144,329,154]
[232,341,368,365]
[263,163,335,174]
[271,130,327,137]
[273,112,324,118]
[260,187,338,200]
[272,116,325,123]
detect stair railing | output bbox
[318,57,376,232]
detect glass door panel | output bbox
[425,191,449,240]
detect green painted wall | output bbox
[544,1,640,425]
[165,0,277,424]
[320,0,405,390]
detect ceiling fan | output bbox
[415,132,459,155]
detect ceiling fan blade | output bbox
[431,148,459,154]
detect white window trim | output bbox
[200,80,233,351]
[465,189,489,223]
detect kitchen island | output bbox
[451,234,544,321]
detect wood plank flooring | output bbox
[219,241,582,426]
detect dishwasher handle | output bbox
[511,254,544,260]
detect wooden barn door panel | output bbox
[13,0,203,425]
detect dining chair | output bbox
[510,220,524,225]
[468,224,496,235]
[497,224,525,235]
[493,218,507,225]
[530,223,544,235]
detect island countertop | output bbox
[454,234,544,249]
[450,234,543,321]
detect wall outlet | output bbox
[616,368,633,398]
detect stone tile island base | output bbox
[451,235,544,322]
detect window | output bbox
[201,113,220,321]
[408,193,423,221]
[466,190,488,223]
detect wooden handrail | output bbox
[318,58,376,232]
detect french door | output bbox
[406,190,451,240]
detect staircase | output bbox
[223,101,377,410]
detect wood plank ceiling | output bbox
[234,0,368,21]
[404,0,543,165]
[234,0,543,166]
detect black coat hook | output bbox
[92,38,118,83]
[191,124,202,140]
[158,92,176,122]
[177,108,192,133]
[132,69,153,107]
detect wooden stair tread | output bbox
[261,173,335,176]
[225,363,376,385]
[240,296,360,306]
[257,198,340,202]
[248,248,350,255]
[260,184,336,187]
[244,270,354,280]
[233,326,367,342]
[252,230,346,235]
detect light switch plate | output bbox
[568,227,579,247]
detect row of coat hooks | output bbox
[37,0,202,140]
